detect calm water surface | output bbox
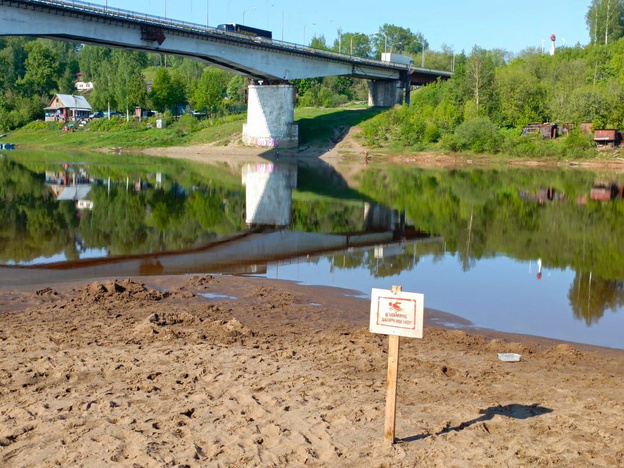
[1,150,623,349]
[264,252,622,349]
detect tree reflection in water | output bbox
[569,272,624,326]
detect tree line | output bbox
[361,1,624,156]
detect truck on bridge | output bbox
[217,23,272,40]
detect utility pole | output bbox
[338,26,342,53]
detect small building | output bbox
[133,107,156,120]
[44,94,92,122]
[75,81,94,92]
[594,129,620,148]
[521,123,558,139]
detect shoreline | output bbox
[11,122,624,171]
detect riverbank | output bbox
[8,107,624,170]
[0,274,622,467]
[135,126,624,175]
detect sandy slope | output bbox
[1,275,622,467]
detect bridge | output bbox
[0,0,452,148]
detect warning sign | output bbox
[369,288,424,339]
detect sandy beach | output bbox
[1,273,623,467]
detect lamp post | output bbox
[338,25,342,53]
[266,0,274,29]
[303,23,315,45]
[381,32,388,54]
[242,7,256,25]
[415,38,425,67]
[206,0,209,28]
[164,0,166,20]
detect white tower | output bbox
[549,34,556,56]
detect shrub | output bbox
[453,117,502,153]
[440,133,462,152]
[423,123,441,143]
[174,114,199,134]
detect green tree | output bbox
[113,51,148,116]
[18,41,60,98]
[190,68,228,113]
[495,60,547,127]
[150,67,174,112]
[226,75,247,105]
[373,24,426,58]
[334,32,372,57]
[169,71,187,113]
[464,46,496,114]
[586,0,624,45]
[310,35,329,50]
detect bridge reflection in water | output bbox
[0,160,435,286]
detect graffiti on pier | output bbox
[257,137,280,147]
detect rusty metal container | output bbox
[594,129,620,147]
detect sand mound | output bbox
[79,279,169,303]
[542,343,584,360]
[187,274,216,289]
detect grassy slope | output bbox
[8,118,244,150]
[8,107,383,151]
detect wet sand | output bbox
[1,274,623,467]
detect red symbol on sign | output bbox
[389,300,403,311]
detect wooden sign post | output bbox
[370,285,424,445]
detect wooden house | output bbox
[44,94,92,122]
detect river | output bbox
[1,149,623,349]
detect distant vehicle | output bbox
[107,111,124,118]
[381,53,413,66]
[89,111,104,119]
[217,23,272,40]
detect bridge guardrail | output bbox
[17,0,452,76]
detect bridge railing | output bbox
[19,0,452,75]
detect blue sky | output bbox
[93,0,591,54]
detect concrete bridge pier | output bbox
[367,79,406,107]
[242,84,299,149]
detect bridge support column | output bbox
[367,79,405,107]
[243,84,299,149]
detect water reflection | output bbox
[242,163,297,227]
[0,153,414,267]
[3,152,624,348]
[569,272,624,326]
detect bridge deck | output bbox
[0,0,452,83]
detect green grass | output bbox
[296,107,384,146]
[8,106,384,152]
[9,115,246,150]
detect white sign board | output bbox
[369,288,424,338]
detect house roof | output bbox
[45,94,92,111]
[54,185,93,201]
